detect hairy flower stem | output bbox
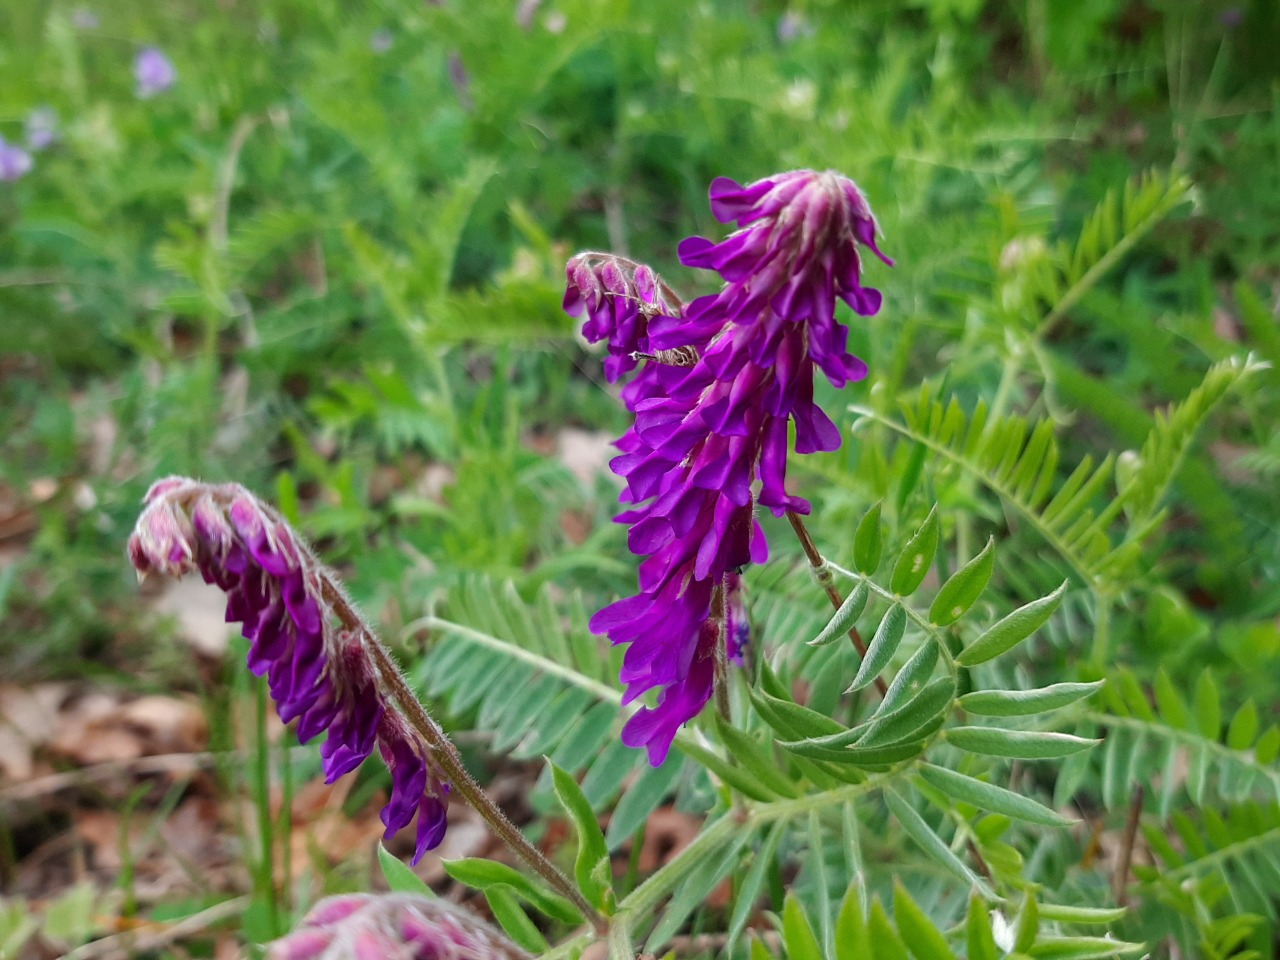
[710,581,731,723]
[316,580,607,933]
[785,511,888,698]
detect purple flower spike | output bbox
[128,477,449,861]
[25,107,58,151]
[134,47,176,98]
[568,170,891,765]
[0,137,32,182]
[267,893,530,960]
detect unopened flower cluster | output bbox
[268,894,530,960]
[128,477,448,862]
[565,170,891,764]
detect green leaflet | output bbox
[607,755,685,850]
[484,886,548,954]
[835,882,871,960]
[966,895,1000,960]
[884,788,994,899]
[810,580,870,647]
[893,882,958,960]
[726,820,787,951]
[853,500,884,575]
[714,716,801,799]
[781,894,824,960]
[780,738,927,767]
[1195,669,1221,739]
[929,536,995,626]
[848,603,907,692]
[549,761,612,910]
[442,859,581,923]
[958,681,1103,716]
[858,677,956,748]
[749,687,848,740]
[890,505,940,597]
[956,582,1066,667]
[377,843,434,897]
[946,726,1099,759]
[919,763,1074,826]
[878,641,941,714]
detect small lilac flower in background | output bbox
[0,137,33,182]
[448,53,473,111]
[71,7,98,29]
[1219,7,1244,28]
[369,28,393,53]
[25,107,58,151]
[568,170,891,764]
[135,47,177,98]
[128,478,449,862]
[777,11,815,43]
[267,893,529,960]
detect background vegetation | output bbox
[1,0,1279,957]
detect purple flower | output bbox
[369,28,393,53]
[128,478,449,862]
[267,893,530,960]
[571,170,891,764]
[563,254,686,400]
[134,47,176,98]
[71,7,99,28]
[25,107,58,151]
[0,137,32,182]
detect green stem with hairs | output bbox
[316,579,608,934]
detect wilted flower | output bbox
[128,478,449,862]
[563,253,684,390]
[134,47,176,98]
[267,893,530,960]
[570,170,891,764]
[0,137,32,182]
[25,107,58,150]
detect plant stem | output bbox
[711,580,731,723]
[1089,590,1113,668]
[317,580,608,934]
[785,511,888,697]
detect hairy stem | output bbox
[317,580,608,933]
[711,580,732,723]
[785,511,888,697]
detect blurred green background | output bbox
[2,0,1279,955]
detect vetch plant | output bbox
[127,166,1265,959]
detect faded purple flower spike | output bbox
[571,170,891,764]
[563,253,685,392]
[0,137,33,182]
[134,47,176,98]
[267,893,531,960]
[128,478,448,862]
[370,28,393,53]
[25,107,58,151]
